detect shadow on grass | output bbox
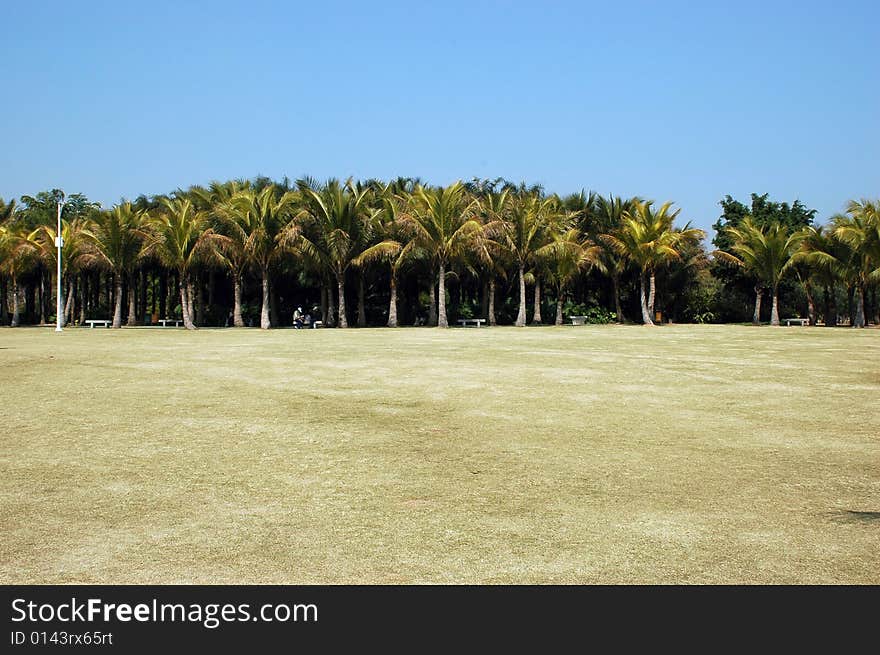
[828,510,880,524]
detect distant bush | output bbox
[564,301,616,324]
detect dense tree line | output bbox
[0,179,877,329]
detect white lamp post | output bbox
[55,197,65,332]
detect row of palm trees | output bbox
[0,179,705,329]
[716,199,880,327]
[1,180,877,329]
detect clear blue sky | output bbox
[3,0,877,235]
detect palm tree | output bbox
[829,200,880,328]
[590,195,639,323]
[714,218,805,327]
[799,225,848,326]
[537,228,603,325]
[474,189,513,326]
[0,223,40,326]
[80,202,148,328]
[490,192,562,327]
[225,185,298,329]
[406,182,481,328]
[33,217,88,326]
[604,201,703,325]
[354,184,418,327]
[144,197,217,330]
[294,179,375,329]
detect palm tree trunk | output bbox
[79,275,87,325]
[387,274,398,328]
[640,273,654,325]
[488,278,497,326]
[112,275,124,328]
[612,272,623,323]
[532,280,542,324]
[428,274,437,326]
[260,267,271,329]
[752,286,763,325]
[515,264,526,327]
[804,280,816,326]
[233,274,245,327]
[127,272,138,326]
[823,284,836,327]
[337,274,348,328]
[180,274,196,330]
[11,279,20,327]
[357,274,366,327]
[555,292,564,326]
[770,285,780,326]
[327,279,336,327]
[437,261,448,328]
[647,272,656,319]
[188,279,198,327]
[853,285,865,328]
[63,277,75,326]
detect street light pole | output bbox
[55,199,64,332]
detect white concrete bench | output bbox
[784,318,809,327]
[457,318,486,327]
[570,315,587,325]
[311,320,322,328]
[85,319,111,329]
[158,319,182,327]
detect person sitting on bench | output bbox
[293,306,305,329]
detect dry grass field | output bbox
[1,324,877,583]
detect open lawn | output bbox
[1,324,878,584]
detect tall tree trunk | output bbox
[387,274,398,328]
[11,280,20,327]
[79,275,87,325]
[428,273,437,326]
[195,274,205,327]
[233,274,245,327]
[532,279,542,324]
[180,274,196,330]
[127,272,138,326]
[186,275,202,327]
[647,272,656,319]
[640,273,654,325]
[752,286,763,325]
[336,274,348,328]
[770,285,780,326]
[804,279,817,326]
[327,279,336,327]
[112,275,124,328]
[611,272,623,323]
[555,291,564,326]
[853,285,866,328]
[438,261,448,328]
[515,264,526,327]
[488,278,497,326]
[260,267,271,329]
[823,284,836,327]
[63,277,74,326]
[357,274,366,327]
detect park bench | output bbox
[570,315,587,325]
[783,318,809,327]
[457,318,486,327]
[158,319,182,327]
[85,319,111,329]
